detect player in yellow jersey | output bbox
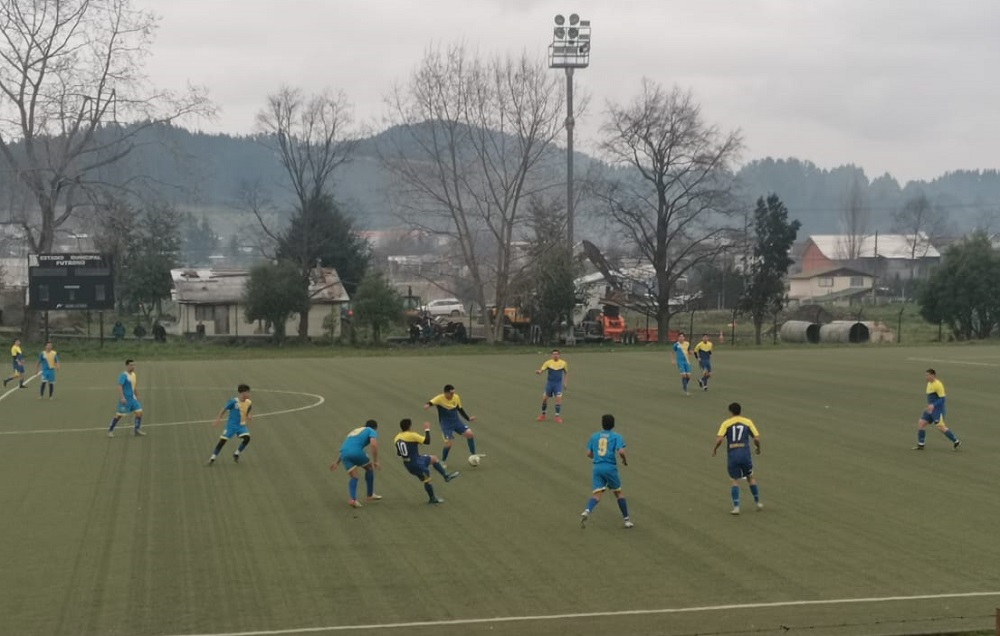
[693,334,713,391]
[712,402,763,515]
[535,349,569,422]
[3,338,25,389]
[913,369,960,450]
[394,418,459,504]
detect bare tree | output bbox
[255,87,357,212]
[598,80,743,342]
[838,177,869,264]
[381,45,565,342]
[892,192,949,295]
[0,0,212,253]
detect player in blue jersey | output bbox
[330,419,381,508]
[207,384,253,464]
[36,341,60,399]
[913,368,960,451]
[393,418,460,504]
[671,332,692,395]
[424,384,480,465]
[712,402,763,515]
[535,349,569,422]
[108,359,145,437]
[693,334,713,391]
[580,414,634,529]
[3,337,25,389]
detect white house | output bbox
[787,266,874,306]
[170,267,350,338]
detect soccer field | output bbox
[1,345,999,636]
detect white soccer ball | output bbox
[467,454,481,467]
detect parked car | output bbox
[421,298,466,317]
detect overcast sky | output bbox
[140,0,1000,183]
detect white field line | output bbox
[156,590,1000,636]
[0,387,324,436]
[0,371,40,402]
[907,357,1000,367]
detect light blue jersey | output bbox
[340,426,378,455]
[588,430,626,466]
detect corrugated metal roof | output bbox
[788,266,872,280]
[171,267,349,304]
[807,234,940,260]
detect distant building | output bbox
[787,266,874,306]
[170,267,349,338]
[799,234,940,280]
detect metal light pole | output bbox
[548,13,590,250]
[549,13,590,344]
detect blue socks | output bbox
[682,377,689,391]
[133,416,142,432]
[348,477,358,501]
[467,438,477,455]
[749,484,760,503]
[917,429,926,445]
[731,485,740,507]
[433,462,448,477]
[365,469,375,496]
[442,445,451,462]
[586,497,598,512]
[555,404,561,416]
[944,429,958,443]
[617,497,629,518]
[109,417,120,432]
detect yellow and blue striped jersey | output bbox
[539,358,568,383]
[394,430,429,461]
[119,371,137,399]
[716,416,760,456]
[429,392,464,424]
[693,341,713,361]
[11,344,23,361]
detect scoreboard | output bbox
[28,253,115,311]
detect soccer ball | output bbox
[467,454,481,467]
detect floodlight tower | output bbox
[548,13,590,252]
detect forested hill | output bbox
[95,124,1000,236]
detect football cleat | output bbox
[624,519,635,529]
[911,445,925,450]
[206,456,216,466]
[536,414,547,421]
[730,506,741,515]
[134,429,146,437]
[953,440,961,450]
[580,509,590,528]
[755,502,764,511]
[697,379,704,388]
[444,471,460,482]
[107,431,115,438]
[554,416,563,423]
[233,453,240,463]
[366,494,383,502]
[428,497,445,504]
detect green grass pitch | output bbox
[1,345,999,636]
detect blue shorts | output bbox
[544,381,563,398]
[12,362,24,374]
[116,397,142,414]
[591,465,622,492]
[677,361,691,374]
[727,456,754,480]
[41,370,56,383]
[441,420,470,440]
[223,423,250,439]
[699,360,712,373]
[341,451,371,471]
[404,456,431,480]
[920,408,944,424]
